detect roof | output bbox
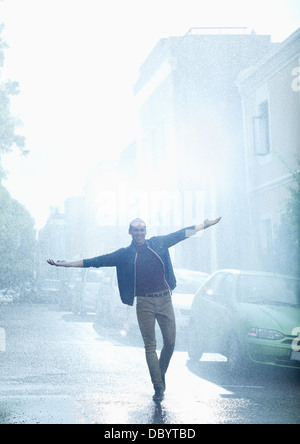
[215,269,300,280]
[237,27,300,95]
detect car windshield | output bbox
[176,273,208,294]
[238,274,300,307]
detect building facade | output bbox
[134,28,275,272]
[237,28,300,270]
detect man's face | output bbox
[129,220,147,246]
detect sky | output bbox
[0,0,299,230]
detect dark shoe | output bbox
[153,386,164,402]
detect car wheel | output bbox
[187,325,204,362]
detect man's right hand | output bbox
[47,259,84,268]
[47,259,66,267]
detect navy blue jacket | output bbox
[83,226,197,306]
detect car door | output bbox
[193,272,234,353]
[209,273,235,353]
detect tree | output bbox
[274,165,300,277]
[0,19,35,287]
[0,183,36,287]
[0,24,26,164]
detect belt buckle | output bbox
[147,292,161,297]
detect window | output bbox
[202,273,227,299]
[200,273,234,306]
[253,101,271,156]
[238,274,300,306]
[221,274,235,299]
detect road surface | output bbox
[0,304,299,424]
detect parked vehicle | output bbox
[188,270,300,371]
[35,279,64,304]
[71,269,105,315]
[172,269,209,332]
[69,268,128,326]
[18,281,37,304]
[0,289,15,305]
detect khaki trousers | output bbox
[136,294,176,389]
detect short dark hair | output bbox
[129,218,146,230]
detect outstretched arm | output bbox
[47,259,84,268]
[160,217,222,248]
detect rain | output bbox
[0,0,300,426]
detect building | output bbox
[134,28,275,272]
[237,28,300,270]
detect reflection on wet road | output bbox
[0,305,299,424]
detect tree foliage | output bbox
[0,22,34,287]
[0,183,36,287]
[0,24,25,159]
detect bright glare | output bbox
[0,0,299,228]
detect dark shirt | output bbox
[135,244,170,296]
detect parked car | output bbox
[18,281,37,304]
[70,268,129,327]
[96,269,134,329]
[71,269,105,315]
[172,269,209,332]
[0,289,15,305]
[35,279,65,304]
[188,270,300,371]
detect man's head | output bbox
[129,218,147,246]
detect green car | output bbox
[188,270,300,371]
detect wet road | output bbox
[0,304,299,424]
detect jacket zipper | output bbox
[133,252,137,298]
[146,246,171,292]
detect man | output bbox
[47,217,221,402]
